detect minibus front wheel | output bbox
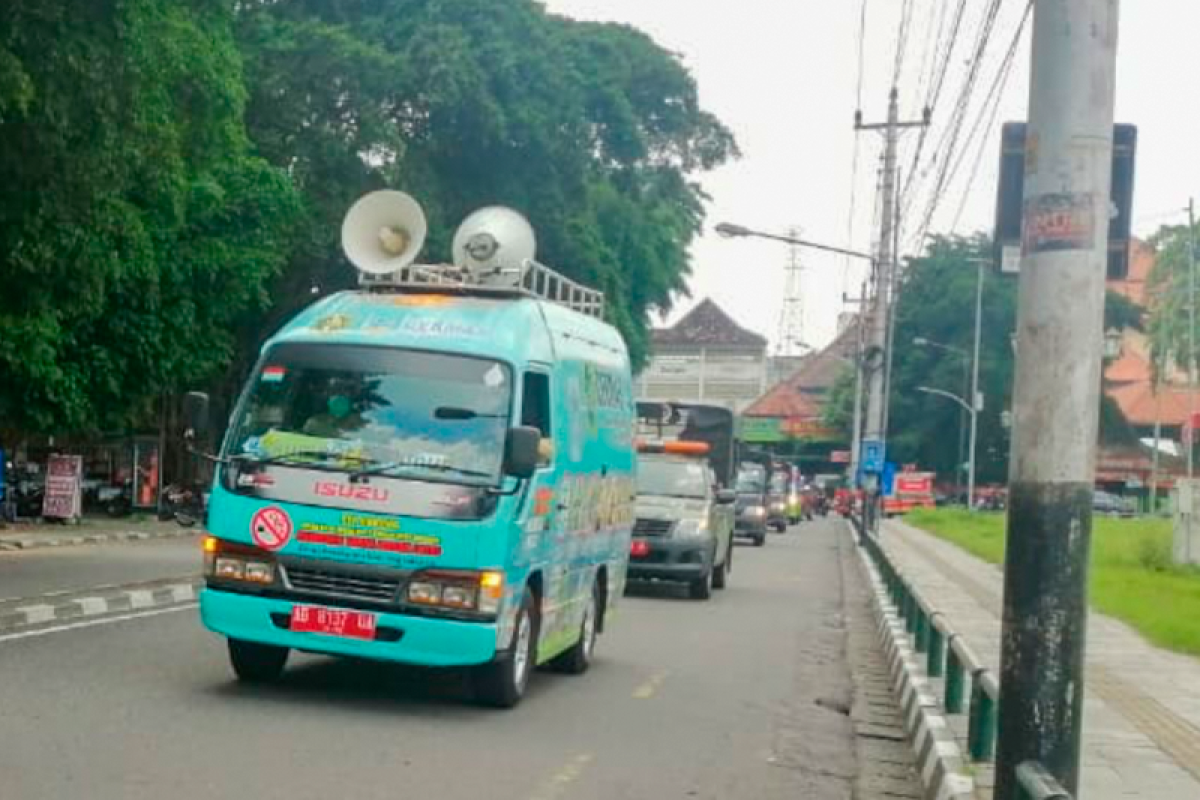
[473,588,538,708]
[228,638,289,683]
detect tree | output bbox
[823,234,1141,484]
[233,0,737,369]
[1146,221,1198,380]
[0,0,299,435]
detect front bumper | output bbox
[734,516,768,536]
[627,536,712,582]
[200,588,500,667]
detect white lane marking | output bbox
[0,603,197,643]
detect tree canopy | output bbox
[0,0,735,437]
[234,0,737,368]
[0,0,300,435]
[822,234,1142,484]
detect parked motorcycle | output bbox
[161,483,207,527]
[98,479,133,517]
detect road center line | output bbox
[632,670,670,699]
[529,754,593,800]
[0,603,197,643]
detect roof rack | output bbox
[358,259,605,319]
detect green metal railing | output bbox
[853,517,1073,799]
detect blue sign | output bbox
[882,461,897,497]
[861,439,886,473]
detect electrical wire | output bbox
[892,0,917,89]
[947,1,1033,232]
[908,0,1009,244]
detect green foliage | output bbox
[234,0,736,368]
[0,0,300,434]
[0,0,731,436]
[908,509,1200,657]
[823,234,1141,483]
[1147,222,1199,376]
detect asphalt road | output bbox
[0,536,200,601]
[0,520,911,800]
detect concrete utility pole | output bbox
[855,88,929,531]
[969,258,984,510]
[844,282,870,480]
[1188,197,1197,484]
[996,1,1120,797]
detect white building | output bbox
[636,299,768,415]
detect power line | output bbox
[947,1,1033,232]
[908,0,1009,244]
[892,0,917,89]
[846,0,871,299]
[900,0,970,222]
[855,0,870,112]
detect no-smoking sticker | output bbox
[251,506,293,551]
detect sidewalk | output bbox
[881,519,1200,799]
[0,517,194,551]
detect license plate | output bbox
[290,605,378,640]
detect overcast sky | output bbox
[543,0,1200,351]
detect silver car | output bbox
[629,453,736,600]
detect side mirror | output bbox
[716,489,737,505]
[503,426,541,480]
[183,392,211,440]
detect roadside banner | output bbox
[42,455,83,520]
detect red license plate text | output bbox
[290,605,378,640]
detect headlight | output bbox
[770,502,786,512]
[406,570,504,616]
[674,518,710,539]
[204,536,276,585]
[745,505,767,518]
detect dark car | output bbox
[733,464,768,546]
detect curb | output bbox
[0,528,197,552]
[0,579,202,632]
[850,527,977,800]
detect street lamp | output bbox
[716,221,876,485]
[715,221,876,262]
[913,336,972,498]
[917,385,982,510]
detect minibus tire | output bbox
[550,581,599,675]
[688,572,712,600]
[473,589,537,708]
[228,638,288,683]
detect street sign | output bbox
[861,439,885,473]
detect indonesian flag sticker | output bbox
[261,365,286,383]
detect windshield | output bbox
[769,472,789,494]
[736,465,765,493]
[637,458,709,499]
[227,343,512,485]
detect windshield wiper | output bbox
[233,450,372,468]
[349,460,494,482]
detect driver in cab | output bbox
[303,391,366,438]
